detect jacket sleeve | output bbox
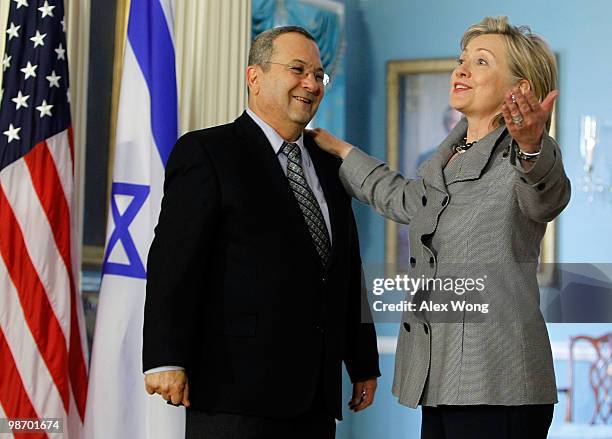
[339,147,423,225]
[143,132,220,372]
[510,133,571,223]
[343,208,381,383]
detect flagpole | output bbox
[0,1,8,74]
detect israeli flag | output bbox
[84,0,183,437]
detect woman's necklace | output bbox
[453,137,478,154]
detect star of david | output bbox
[102,182,150,279]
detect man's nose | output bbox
[302,72,321,94]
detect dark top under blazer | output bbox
[143,112,380,420]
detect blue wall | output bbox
[338,0,612,437]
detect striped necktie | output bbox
[281,142,331,267]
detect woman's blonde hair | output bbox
[461,16,557,129]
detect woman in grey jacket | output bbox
[311,16,570,439]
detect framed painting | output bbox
[385,58,556,285]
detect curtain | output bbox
[174,0,251,133]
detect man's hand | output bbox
[348,378,377,412]
[144,370,190,407]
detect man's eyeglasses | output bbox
[263,61,330,87]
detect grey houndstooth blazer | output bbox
[339,118,571,408]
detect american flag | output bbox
[0,0,88,437]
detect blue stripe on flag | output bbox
[127,0,177,167]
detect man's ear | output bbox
[246,65,260,95]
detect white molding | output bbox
[376,337,599,362]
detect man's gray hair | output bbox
[248,26,316,70]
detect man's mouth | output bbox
[293,96,313,104]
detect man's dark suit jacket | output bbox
[143,112,380,420]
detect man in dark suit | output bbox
[143,26,380,438]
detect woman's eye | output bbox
[456,58,464,65]
[478,58,488,65]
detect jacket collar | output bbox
[417,117,509,190]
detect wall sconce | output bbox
[580,115,612,203]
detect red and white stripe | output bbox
[0,129,88,438]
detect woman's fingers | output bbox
[505,90,520,114]
[305,127,320,138]
[524,89,541,112]
[514,90,533,116]
[307,127,354,159]
[540,90,559,114]
[502,87,557,153]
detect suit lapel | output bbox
[235,112,337,267]
[417,118,467,193]
[417,118,509,188]
[234,112,294,205]
[445,125,508,185]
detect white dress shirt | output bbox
[246,108,332,241]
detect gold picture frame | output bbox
[385,58,556,286]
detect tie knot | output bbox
[281,142,300,159]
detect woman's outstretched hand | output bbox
[501,87,558,153]
[307,128,354,160]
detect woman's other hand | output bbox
[307,128,354,160]
[501,88,558,153]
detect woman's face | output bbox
[449,34,516,122]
